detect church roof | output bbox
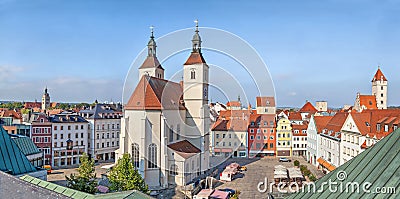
[168,140,201,159]
[184,52,206,65]
[125,76,185,110]
[0,125,37,175]
[286,128,400,199]
[139,56,164,70]
[371,68,387,82]
[299,102,318,113]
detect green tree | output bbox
[108,153,149,194]
[293,160,300,167]
[66,153,97,194]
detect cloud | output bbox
[288,91,297,96]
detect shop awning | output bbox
[317,157,336,171]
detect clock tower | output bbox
[183,20,210,173]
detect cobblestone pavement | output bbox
[213,156,324,199]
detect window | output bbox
[81,141,83,146]
[75,133,78,138]
[132,143,139,168]
[170,164,178,176]
[270,136,274,140]
[270,143,273,148]
[169,127,174,142]
[60,142,63,147]
[75,125,78,130]
[61,126,63,130]
[81,125,84,129]
[68,125,71,130]
[102,143,104,148]
[81,133,84,138]
[250,135,254,140]
[54,126,57,130]
[97,143,99,149]
[107,133,110,139]
[250,129,254,133]
[97,134,99,139]
[223,134,226,138]
[384,125,388,132]
[191,70,196,79]
[229,134,232,138]
[377,124,381,131]
[381,86,383,90]
[107,142,110,147]
[54,142,57,147]
[381,93,384,97]
[148,143,157,168]
[216,134,220,139]
[54,134,57,139]
[256,143,261,149]
[257,136,261,140]
[176,124,180,140]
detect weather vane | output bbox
[150,25,154,37]
[194,19,199,31]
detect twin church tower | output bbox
[118,22,210,188]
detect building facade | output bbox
[276,117,292,157]
[50,114,89,167]
[79,104,122,162]
[31,113,52,165]
[291,123,308,157]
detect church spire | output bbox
[192,19,201,53]
[147,25,156,57]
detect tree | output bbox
[293,160,300,167]
[108,153,149,194]
[66,153,97,194]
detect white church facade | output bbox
[117,23,210,189]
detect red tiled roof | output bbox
[299,102,318,113]
[168,140,200,159]
[184,52,206,65]
[324,112,349,133]
[125,76,184,110]
[288,112,302,121]
[371,68,387,82]
[256,97,275,107]
[361,140,368,149]
[292,123,308,136]
[359,95,377,110]
[139,56,164,69]
[226,101,241,107]
[0,110,21,119]
[314,116,333,133]
[24,102,41,109]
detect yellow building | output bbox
[276,117,292,157]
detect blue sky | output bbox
[0,0,399,107]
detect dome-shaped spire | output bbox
[147,25,156,57]
[192,19,201,53]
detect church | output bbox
[117,23,210,189]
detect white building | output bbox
[117,24,210,188]
[291,123,308,157]
[306,115,332,166]
[50,114,89,167]
[79,103,122,162]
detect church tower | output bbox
[41,87,50,110]
[183,20,210,173]
[138,26,164,79]
[371,67,388,109]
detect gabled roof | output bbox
[79,104,121,119]
[299,102,318,113]
[371,68,387,82]
[288,112,302,121]
[358,95,377,110]
[168,140,201,159]
[138,56,164,70]
[0,110,21,119]
[256,96,275,107]
[184,52,206,65]
[313,115,333,134]
[0,126,37,175]
[323,112,349,133]
[125,76,185,110]
[287,128,400,199]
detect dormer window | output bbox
[376,124,381,131]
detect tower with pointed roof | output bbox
[371,67,387,109]
[183,20,210,172]
[138,26,165,79]
[41,87,50,110]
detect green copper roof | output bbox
[20,175,153,199]
[10,134,41,156]
[0,125,37,175]
[286,129,399,199]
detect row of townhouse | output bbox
[307,110,400,173]
[2,103,122,168]
[211,97,276,158]
[211,97,321,158]
[306,68,397,173]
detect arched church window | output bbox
[191,70,196,79]
[148,143,157,168]
[132,143,139,168]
